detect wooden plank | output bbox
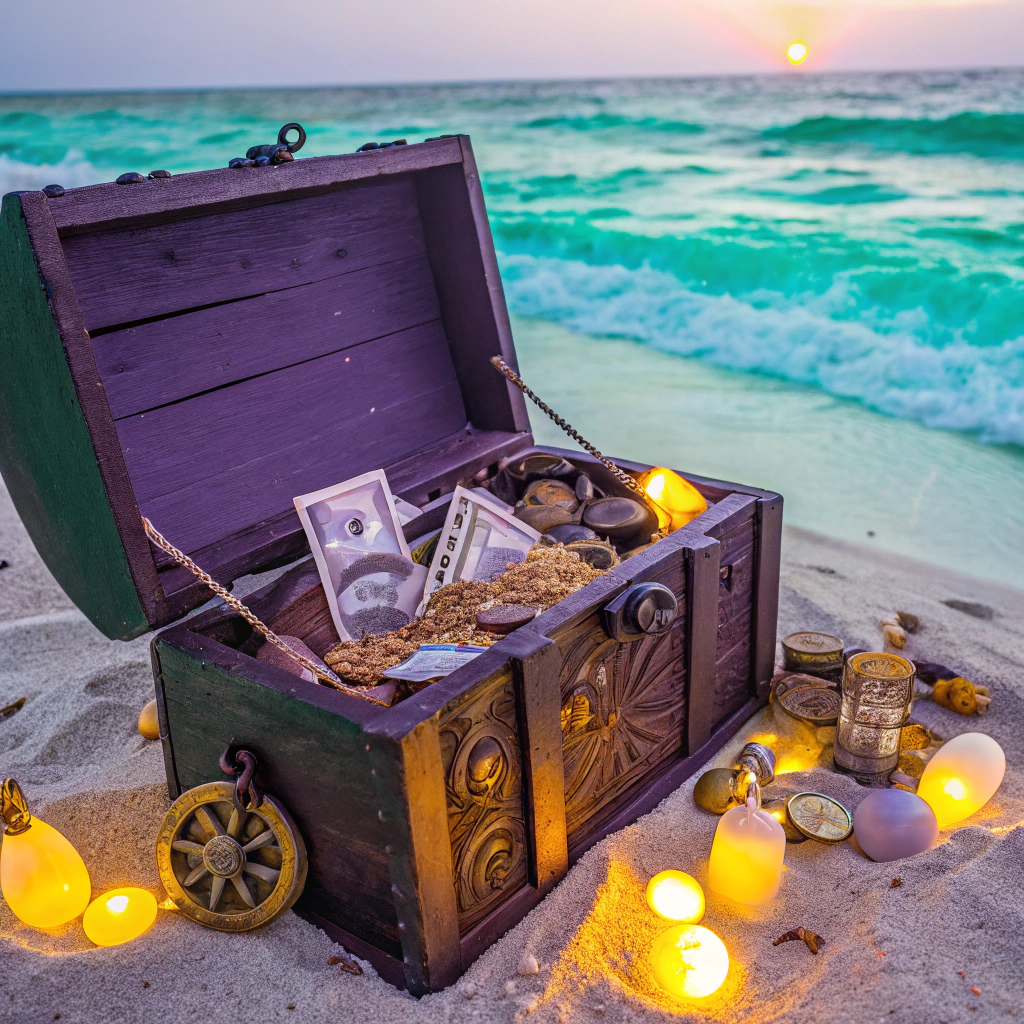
[685,535,722,753]
[0,192,156,639]
[152,428,529,619]
[95,253,441,418]
[116,321,468,555]
[47,137,465,235]
[414,144,529,435]
[753,494,784,698]
[367,716,462,995]
[508,633,568,894]
[63,176,427,332]
[154,632,400,955]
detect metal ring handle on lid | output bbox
[278,123,306,153]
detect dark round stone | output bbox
[42,184,65,198]
[148,169,172,178]
[574,474,595,502]
[476,604,538,635]
[544,524,598,545]
[115,172,146,184]
[582,496,658,544]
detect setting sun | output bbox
[787,41,809,65]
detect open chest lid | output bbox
[0,134,532,640]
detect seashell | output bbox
[115,172,146,184]
[582,497,658,547]
[463,983,477,999]
[544,524,598,545]
[138,698,160,741]
[147,169,171,179]
[574,474,595,503]
[896,611,921,633]
[515,504,574,534]
[523,479,578,512]
[42,184,65,198]
[518,952,540,976]
[565,539,619,571]
[932,676,991,715]
[879,619,907,649]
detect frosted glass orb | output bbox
[650,924,729,1000]
[917,732,1005,828]
[853,789,937,862]
[646,870,705,923]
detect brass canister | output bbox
[781,631,844,681]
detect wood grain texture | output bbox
[711,516,756,727]
[117,320,468,555]
[153,631,400,955]
[48,137,465,235]
[367,716,462,994]
[0,192,155,639]
[95,252,441,419]
[753,494,784,697]
[414,147,529,435]
[508,632,568,894]
[64,176,427,332]
[685,536,722,754]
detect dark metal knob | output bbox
[602,582,678,642]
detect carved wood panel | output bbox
[712,516,756,727]
[555,564,688,845]
[438,669,528,933]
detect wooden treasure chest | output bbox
[0,133,782,993]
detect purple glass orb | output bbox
[853,789,938,863]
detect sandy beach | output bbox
[1,476,1022,1024]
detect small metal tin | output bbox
[785,791,853,843]
[782,631,844,677]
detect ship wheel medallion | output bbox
[156,781,307,932]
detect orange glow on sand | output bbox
[787,41,808,64]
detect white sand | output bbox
[1,480,1023,1023]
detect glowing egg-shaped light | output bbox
[83,887,158,946]
[651,924,730,1000]
[917,732,1005,828]
[636,468,708,532]
[0,817,92,929]
[646,870,705,923]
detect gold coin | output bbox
[786,791,853,843]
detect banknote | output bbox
[419,485,541,612]
[382,644,490,683]
[294,469,428,643]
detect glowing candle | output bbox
[917,732,1005,828]
[0,779,91,930]
[650,924,730,1000]
[646,870,705,923]
[708,794,786,905]
[636,468,708,532]
[83,887,158,946]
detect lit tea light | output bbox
[646,870,705,923]
[83,887,158,946]
[0,778,91,930]
[650,924,730,1000]
[636,468,708,532]
[917,732,1005,828]
[708,792,786,905]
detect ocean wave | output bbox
[523,113,704,134]
[764,112,1024,159]
[0,152,106,194]
[499,253,1024,447]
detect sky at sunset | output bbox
[3,0,1024,91]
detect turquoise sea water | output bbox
[2,72,1023,584]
